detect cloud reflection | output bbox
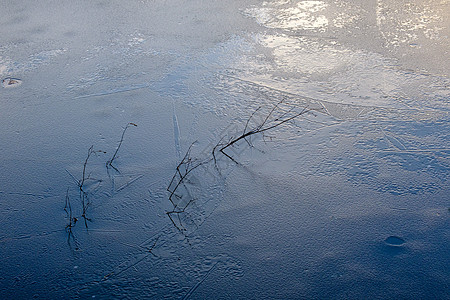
[245,0,329,31]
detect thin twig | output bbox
[78,146,104,228]
[166,197,197,232]
[167,142,208,207]
[64,189,79,249]
[215,101,311,163]
[106,122,137,173]
[166,142,211,231]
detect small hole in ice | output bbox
[2,78,22,88]
[384,236,405,246]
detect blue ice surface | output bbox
[0,1,449,299]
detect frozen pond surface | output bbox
[1,0,449,299]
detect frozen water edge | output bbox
[0,0,449,299]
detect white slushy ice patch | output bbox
[245,0,329,31]
[376,0,447,46]
[219,33,449,112]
